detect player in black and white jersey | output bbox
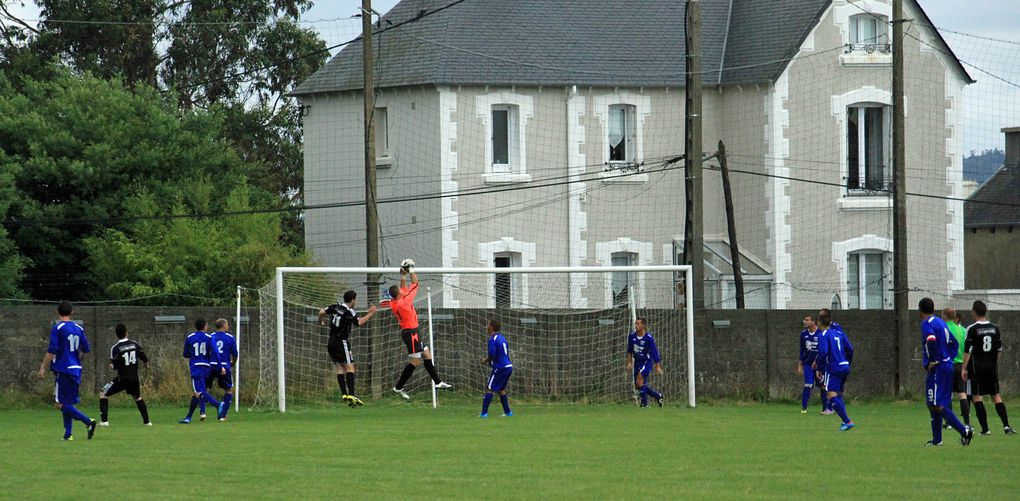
[319,290,377,407]
[99,323,151,426]
[962,301,1015,436]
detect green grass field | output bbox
[2,398,1019,499]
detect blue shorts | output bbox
[926,363,953,408]
[54,373,80,405]
[487,367,513,392]
[191,374,209,394]
[633,360,653,382]
[824,368,850,393]
[206,369,233,390]
[802,363,816,386]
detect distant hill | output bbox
[964,149,1005,184]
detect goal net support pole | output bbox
[268,265,695,412]
[427,286,437,409]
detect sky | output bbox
[7,0,1020,152]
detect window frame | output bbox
[610,251,636,304]
[848,13,890,52]
[493,252,522,308]
[374,107,390,159]
[847,251,886,310]
[846,103,891,196]
[607,104,637,165]
[490,104,519,174]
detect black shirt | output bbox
[110,338,148,381]
[965,321,1002,370]
[325,303,360,343]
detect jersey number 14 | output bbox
[122,351,137,365]
[192,342,207,357]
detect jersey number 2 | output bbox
[216,340,225,354]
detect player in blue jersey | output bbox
[209,319,239,421]
[920,298,974,446]
[817,312,855,430]
[179,318,224,424]
[626,317,663,408]
[479,319,513,418]
[37,301,98,440]
[797,315,829,414]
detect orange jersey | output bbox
[390,282,420,329]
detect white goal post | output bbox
[259,265,695,412]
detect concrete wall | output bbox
[965,227,1020,289]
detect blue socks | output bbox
[930,409,943,443]
[62,404,91,424]
[940,407,967,434]
[222,393,233,417]
[801,385,812,410]
[831,396,851,424]
[639,387,648,406]
[500,394,511,414]
[821,389,831,411]
[482,393,493,414]
[62,413,73,438]
[202,391,221,407]
[186,396,199,419]
[644,385,661,400]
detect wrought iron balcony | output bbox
[845,43,891,54]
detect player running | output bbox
[816,312,854,430]
[920,298,973,446]
[37,301,98,441]
[179,318,224,424]
[626,317,664,408]
[209,319,238,421]
[480,319,514,418]
[962,301,1015,435]
[389,261,452,399]
[943,307,970,428]
[319,290,377,407]
[99,323,151,427]
[797,314,829,414]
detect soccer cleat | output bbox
[942,422,950,430]
[349,396,365,407]
[99,421,110,427]
[980,430,991,436]
[924,440,943,447]
[839,422,855,431]
[178,418,191,424]
[801,409,808,414]
[435,382,453,390]
[657,396,664,408]
[392,387,410,400]
[341,394,352,404]
[961,425,974,446]
[640,404,649,408]
[479,413,488,418]
[820,410,834,415]
[199,414,207,422]
[502,412,513,417]
[63,436,73,441]
[1006,427,1017,435]
[218,418,226,422]
[87,420,98,440]
[144,422,153,426]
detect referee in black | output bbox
[319,290,377,407]
[98,323,151,426]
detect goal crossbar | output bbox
[272,265,696,412]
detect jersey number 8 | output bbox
[983,336,993,352]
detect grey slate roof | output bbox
[965,162,1020,228]
[292,0,970,96]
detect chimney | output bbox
[1004,127,1020,166]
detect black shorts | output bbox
[101,377,140,399]
[952,363,966,393]
[205,369,233,390]
[328,339,354,365]
[968,366,1000,396]
[401,328,424,357]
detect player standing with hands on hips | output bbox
[389,259,452,399]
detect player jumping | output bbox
[37,301,98,441]
[480,319,513,418]
[626,317,663,408]
[962,301,1015,435]
[179,318,224,424]
[920,298,973,446]
[319,290,377,407]
[99,323,151,426]
[390,260,452,399]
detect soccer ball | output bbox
[401,259,415,273]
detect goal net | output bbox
[253,266,694,411]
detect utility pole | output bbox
[684,0,704,310]
[718,141,745,309]
[362,0,382,399]
[892,0,909,395]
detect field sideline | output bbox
[2,399,1018,499]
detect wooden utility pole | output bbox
[362,0,382,399]
[892,0,908,395]
[684,0,704,310]
[718,141,745,309]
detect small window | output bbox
[849,14,890,51]
[611,252,636,305]
[847,252,885,309]
[494,253,521,308]
[847,105,889,193]
[374,107,389,157]
[491,105,519,173]
[608,104,637,163]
